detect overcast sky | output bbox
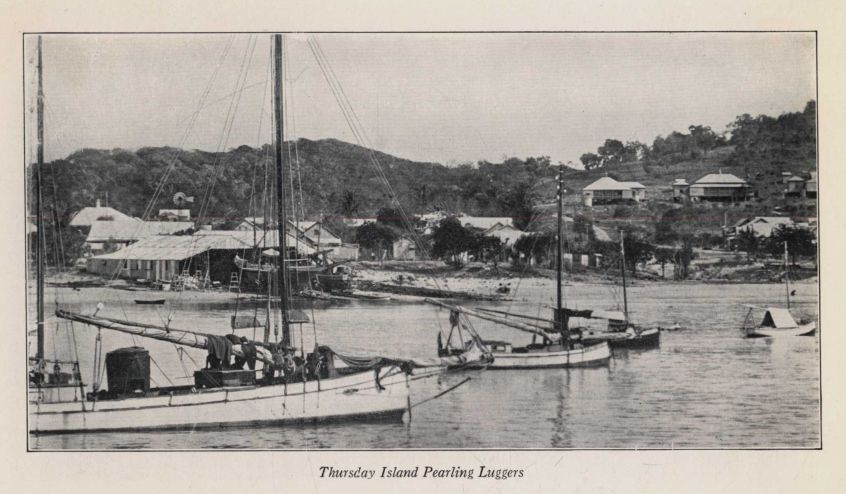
[26,33,815,165]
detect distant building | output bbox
[482,223,526,248]
[69,200,134,227]
[158,209,191,221]
[806,172,817,199]
[392,236,419,261]
[688,172,752,202]
[672,179,690,202]
[582,177,646,206]
[300,222,342,248]
[86,231,254,283]
[460,216,515,231]
[734,216,795,238]
[785,176,806,197]
[342,218,376,228]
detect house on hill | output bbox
[688,172,752,202]
[785,175,806,197]
[581,177,646,207]
[69,200,134,227]
[672,179,690,202]
[806,172,817,199]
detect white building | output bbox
[582,177,646,206]
[734,217,795,238]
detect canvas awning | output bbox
[761,307,798,329]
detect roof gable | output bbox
[70,206,134,227]
[584,176,644,191]
[693,173,748,185]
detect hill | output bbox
[31,101,816,255]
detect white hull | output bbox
[486,342,611,369]
[747,322,816,338]
[29,367,410,434]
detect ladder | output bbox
[228,272,240,292]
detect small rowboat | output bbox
[134,299,166,305]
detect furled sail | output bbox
[55,309,274,366]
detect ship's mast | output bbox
[620,230,629,325]
[784,241,791,310]
[272,34,291,346]
[556,164,568,346]
[35,36,45,360]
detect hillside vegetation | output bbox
[31,101,816,265]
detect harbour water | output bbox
[29,280,820,449]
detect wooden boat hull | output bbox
[747,322,816,338]
[483,341,611,369]
[582,327,660,349]
[134,299,166,305]
[29,367,410,434]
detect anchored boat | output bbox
[430,165,611,369]
[743,242,816,338]
[28,34,485,435]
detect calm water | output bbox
[29,281,820,449]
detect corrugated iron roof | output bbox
[583,177,645,191]
[86,218,193,243]
[69,206,134,226]
[196,230,317,255]
[692,173,748,186]
[92,233,253,261]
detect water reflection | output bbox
[30,282,819,449]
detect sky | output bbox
[25,33,816,165]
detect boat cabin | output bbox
[481,340,513,353]
[760,307,798,329]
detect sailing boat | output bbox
[431,165,611,369]
[744,241,816,337]
[577,230,661,349]
[28,34,482,434]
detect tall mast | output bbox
[784,241,791,310]
[556,164,568,346]
[619,230,629,325]
[35,36,45,360]
[272,34,291,346]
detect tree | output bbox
[670,236,697,280]
[736,229,759,261]
[597,139,625,167]
[376,207,409,231]
[766,225,816,265]
[337,190,360,219]
[513,232,555,267]
[500,182,537,231]
[572,214,594,244]
[580,152,602,170]
[355,222,398,262]
[472,234,502,263]
[431,217,476,266]
[654,247,674,279]
[622,233,655,275]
